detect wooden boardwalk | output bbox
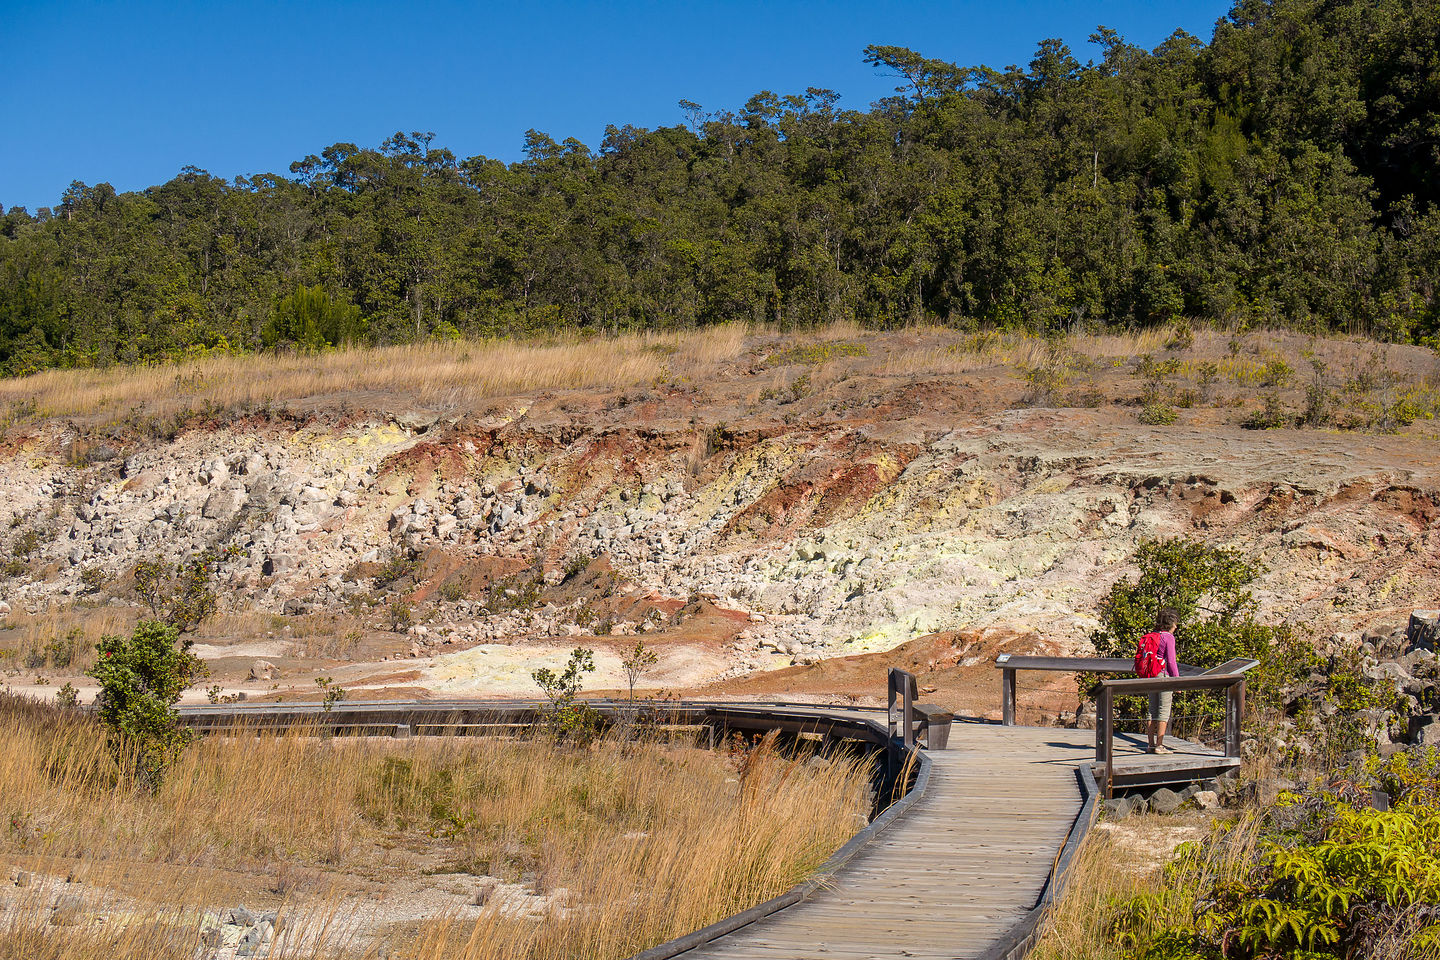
[678,725,1092,960]
[177,699,1222,960]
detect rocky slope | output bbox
[1,330,1437,714]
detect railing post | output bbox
[1226,679,1245,758]
[1002,669,1015,726]
[1099,686,1114,799]
[887,668,917,745]
[887,668,900,741]
[903,673,916,749]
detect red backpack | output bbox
[1134,632,1165,678]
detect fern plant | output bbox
[1109,753,1440,960]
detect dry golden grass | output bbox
[3,320,1435,434]
[0,324,752,423]
[0,694,869,959]
[0,605,138,678]
[196,608,369,660]
[1031,811,1265,960]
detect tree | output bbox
[86,620,205,787]
[620,639,659,701]
[532,647,600,743]
[3,0,1439,370]
[261,285,367,349]
[130,552,220,632]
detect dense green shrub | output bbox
[86,620,204,787]
[260,286,367,350]
[1086,538,1315,726]
[1111,751,1440,960]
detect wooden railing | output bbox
[1095,658,1258,795]
[993,655,1203,726]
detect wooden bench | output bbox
[887,669,954,750]
[914,703,953,748]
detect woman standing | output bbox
[1135,608,1180,754]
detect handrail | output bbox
[1094,658,1257,796]
[993,655,1205,725]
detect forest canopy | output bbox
[2,0,1438,376]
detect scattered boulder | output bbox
[1102,795,1138,820]
[1408,714,1440,745]
[1363,660,1410,688]
[200,905,277,956]
[237,919,274,957]
[248,660,277,682]
[1192,790,1221,810]
[1149,787,1184,815]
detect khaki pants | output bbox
[1148,691,1172,724]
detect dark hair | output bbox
[1155,607,1180,631]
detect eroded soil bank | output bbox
[1,328,1437,717]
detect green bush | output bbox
[1086,538,1315,726]
[1242,392,1290,429]
[78,565,108,594]
[387,600,413,633]
[55,682,79,708]
[44,627,82,669]
[316,676,347,712]
[533,648,601,744]
[1260,357,1295,388]
[11,529,41,558]
[483,573,542,615]
[1110,751,1440,960]
[132,552,220,632]
[373,553,418,589]
[86,620,205,787]
[1139,403,1178,425]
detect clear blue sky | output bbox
[1,1,1233,212]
